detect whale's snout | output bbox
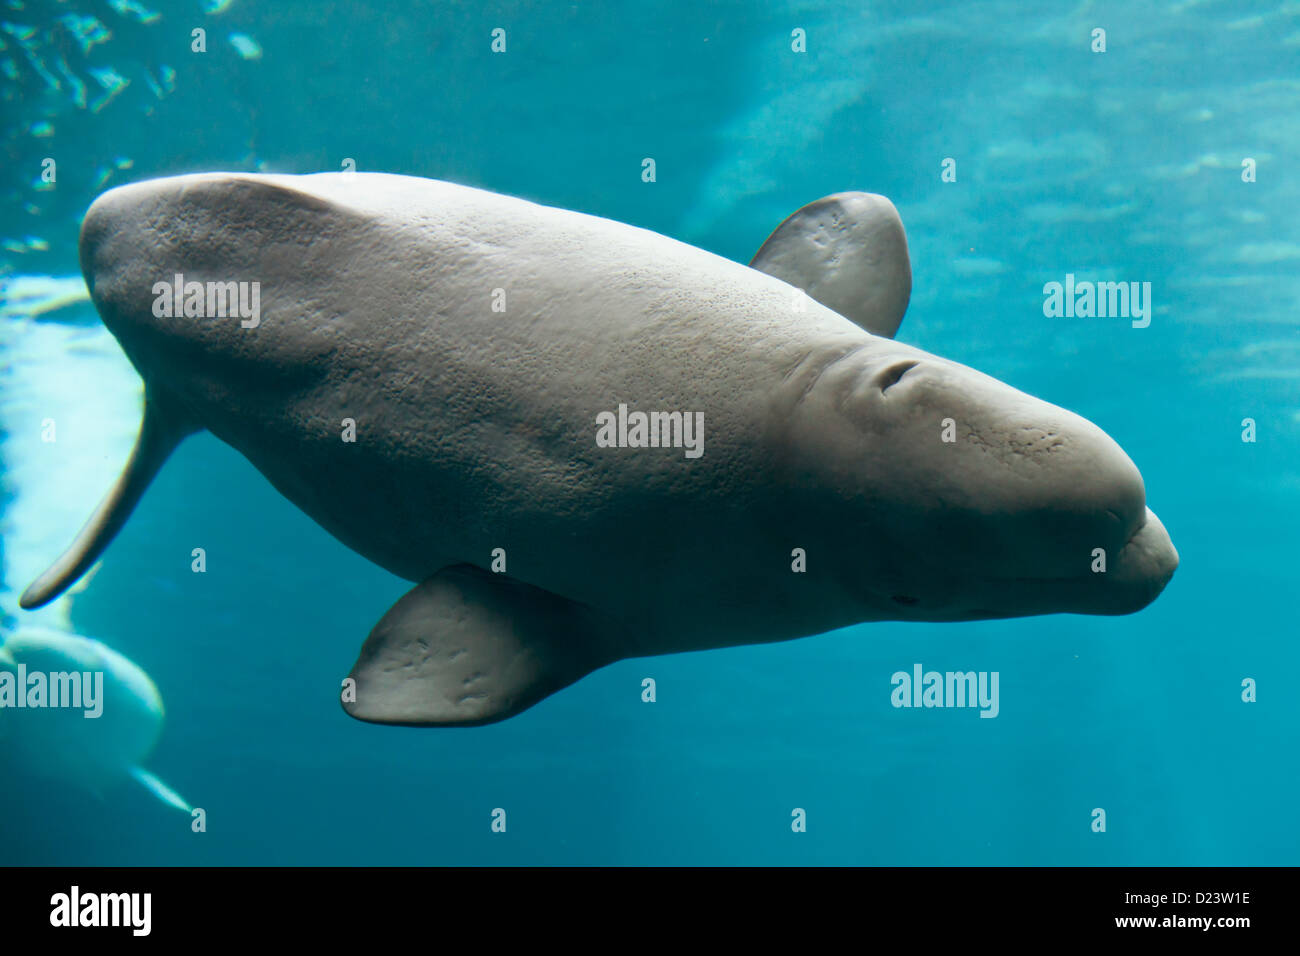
[939,399,1180,619]
[986,407,1179,616]
[1091,506,1179,614]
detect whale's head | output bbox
[774,335,1178,622]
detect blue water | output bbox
[2,0,1297,865]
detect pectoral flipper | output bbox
[343,565,616,727]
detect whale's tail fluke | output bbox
[130,767,193,814]
[19,389,196,610]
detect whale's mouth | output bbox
[876,506,1178,622]
[1095,506,1179,612]
[972,506,1178,618]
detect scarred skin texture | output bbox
[75,173,1177,659]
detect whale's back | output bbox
[80,173,868,624]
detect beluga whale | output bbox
[20,173,1178,726]
[0,626,191,812]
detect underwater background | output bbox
[1,0,1296,865]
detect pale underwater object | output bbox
[0,626,190,812]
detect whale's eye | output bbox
[891,594,919,605]
[877,360,919,395]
